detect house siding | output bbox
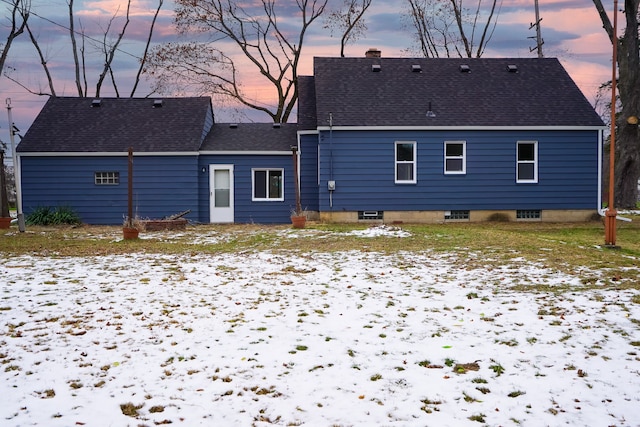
[317,130,599,212]
[299,133,320,212]
[20,155,200,225]
[198,154,296,224]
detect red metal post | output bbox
[604,0,618,247]
[128,147,133,224]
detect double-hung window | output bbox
[252,169,284,201]
[395,141,416,184]
[444,141,466,174]
[516,141,538,183]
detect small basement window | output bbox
[95,171,119,185]
[445,210,469,220]
[517,210,541,220]
[358,211,383,220]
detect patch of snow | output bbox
[0,249,638,426]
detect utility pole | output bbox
[6,99,25,232]
[529,0,544,58]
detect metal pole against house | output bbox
[604,0,618,247]
[6,98,25,232]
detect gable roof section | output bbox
[311,57,604,128]
[200,123,297,152]
[17,97,213,153]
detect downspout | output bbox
[329,113,334,209]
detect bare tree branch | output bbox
[131,0,164,97]
[406,0,501,58]
[0,0,30,76]
[324,0,372,57]
[96,0,131,97]
[24,21,56,96]
[148,0,327,123]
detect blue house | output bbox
[297,53,606,223]
[16,53,605,225]
[16,97,299,225]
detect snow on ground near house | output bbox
[1,227,639,426]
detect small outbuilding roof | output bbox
[308,57,605,128]
[201,123,298,152]
[17,97,213,153]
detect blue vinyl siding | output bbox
[318,130,599,212]
[198,154,295,224]
[300,134,319,212]
[20,155,199,225]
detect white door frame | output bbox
[209,164,234,223]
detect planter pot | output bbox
[0,217,11,229]
[122,227,139,240]
[291,215,306,229]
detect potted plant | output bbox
[0,148,12,229]
[122,216,143,239]
[290,208,307,229]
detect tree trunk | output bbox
[593,0,640,208]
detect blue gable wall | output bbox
[20,155,200,225]
[317,129,600,212]
[198,154,296,224]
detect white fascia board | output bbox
[297,130,319,135]
[316,125,607,132]
[17,151,199,157]
[199,151,290,155]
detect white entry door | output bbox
[210,165,234,223]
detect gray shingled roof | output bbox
[310,57,604,128]
[201,123,297,152]
[17,97,213,153]
[297,75,317,131]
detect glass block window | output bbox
[95,172,119,185]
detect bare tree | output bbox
[324,0,372,57]
[0,0,30,75]
[593,0,640,208]
[146,0,327,123]
[405,0,502,58]
[7,0,163,99]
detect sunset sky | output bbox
[0,0,619,145]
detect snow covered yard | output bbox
[1,226,639,426]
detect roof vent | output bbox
[459,64,471,73]
[153,99,163,108]
[371,64,381,72]
[507,64,518,73]
[411,64,422,73]
[91,99,101,107]
[229,123,238,128]
[273,123,281,128]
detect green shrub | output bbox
[26,205,81,226]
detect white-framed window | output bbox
[444,141,466,174]
[252,169,284,201]
[95,171,119,185]
[395,141,416,183]
[516,141,538,183]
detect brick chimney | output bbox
[365,48,381,58]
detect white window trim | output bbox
[251,168,285,201]
[395,141,417,184]
[444,140,466,175]
[516,141,538,183]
